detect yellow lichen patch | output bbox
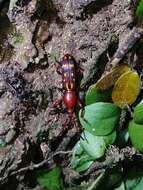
[112,70,141,108]
[95,65,131,90]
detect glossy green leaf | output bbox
[133,101,143,124]
[71,142,88,166]
[79,102,120,136]
[114,182,125,190]
[103,130,117,146]
[75,160,93,173]
[72,141,84,156]
[80,131,106,159]
[125,166,143,190]
[135,0,143,24]
[116,128,129,147]
[112,71,141,108]
[95,167,123,190]
[37,167,63,190]
[126,177,143,190]
[85,84,112,105]
[128,120,143,152]
[136,0,143,16]
[71,142,93,172]
[71,152,93,172]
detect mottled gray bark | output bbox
[0,0,142,189]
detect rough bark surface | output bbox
[0,0,142,189]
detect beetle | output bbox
[53,53,82,130]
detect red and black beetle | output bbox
[53,54,82,130]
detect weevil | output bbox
[53,54,82,130]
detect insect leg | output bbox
[77,99,83,108]
[52,97,63,108]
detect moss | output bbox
[9,32,24,47]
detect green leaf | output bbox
[79,102,121,136]
[103,130,117,146]
[85,84,112,105]
[72,141,84,157]
[116,128,129,147]
[80,131,106,159]
[114,182,125,190]
[95,167,123,190]
[135,0,143,24]
[71,142,93,172]
[133,101,143,124]
[128,120,143,152]
[37,167,64,190]
[125,166,143,190]
[126,178,143,190]
[71,141,93,172]
[71,131,116,172]
[75,160,93,173]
